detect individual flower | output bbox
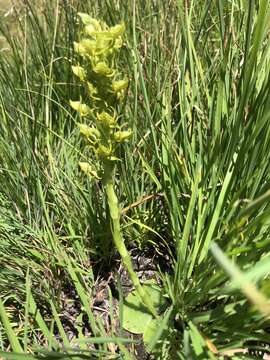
[78,124,101,144]
[77,13,100,28]
[112,79,129,92]
[96,144,112,158]
[96,111,116,128]
[79,162,100,179]
[113,37,123,50]
[109,23,125,38]
[72,65,86,81]
[112,79,129,98]
[75,39,97,57]
[70,101,91,117]
[114,129,132,143]
[93,62,114,76]
[84,18,103,35]
[87,82,100,100]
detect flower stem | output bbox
[103,161,158,318]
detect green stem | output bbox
[103,161,158,318]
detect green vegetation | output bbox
[0,0,270,359]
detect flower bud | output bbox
[114,129,132,142]
[84,19,102,35]
[72,65,86,81]
[70,100,91,117]
[77,13,93,25]
[78,13,101,30]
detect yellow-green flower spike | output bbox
[69,13,157,319]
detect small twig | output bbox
[121,193,163,214]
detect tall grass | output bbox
[0,0,270,358]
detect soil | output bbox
[55,247,172,359]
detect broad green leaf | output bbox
[123,282,167,334]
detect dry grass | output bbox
[0,0,13,13]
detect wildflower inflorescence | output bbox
[70,13,131,178]
[70,14,157,318]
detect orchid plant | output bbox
[70,13,157,318]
